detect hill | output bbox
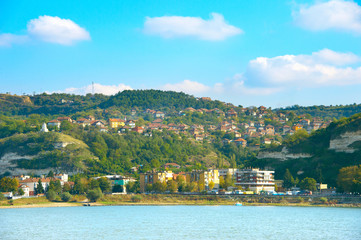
[100,90,227,111]
[255,113,361,187]
[0,132,97,176]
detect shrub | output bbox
[61,192,72,202]
[87,188,103,202]
[0,193,5,201]
[131,195,142,202]
[46,190,57,201]
[319,197,328,204]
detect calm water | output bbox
[1,205,361,240]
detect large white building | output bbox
[235,168,275,193]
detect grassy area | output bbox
[1,194,360,208]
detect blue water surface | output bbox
[1,205,360,240]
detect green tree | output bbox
[283,169,295,189]
[167,180,178,193]
[47,170,54,178]
[48,180,62,194]
[0,177,18,193]
[17,188,25,196]
[60,192,72,202]
[60,120,73,131]
[98,177,111,193]
[87,188,103,202]
[35,179,44,194]
[224,173,234,189]
[337,165,361,193]
[46,190,57,201]
[299,177,317,191]
[62,183,72,192]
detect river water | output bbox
[1,205,360,240]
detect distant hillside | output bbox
[255,113,361,186]
[0,132,97,176]
[280,104,361,119]
[100,90,227,111]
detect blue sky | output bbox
[1,0,361,107]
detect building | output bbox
[140,171,174,192]
[186,169,219,190]
[108,118,125,128]
[218,168,237,180]
[47,120,61,129]
[234,138,247,147]
[93,175,135,194]
[235,168,275,194]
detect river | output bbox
[1,205,360,239]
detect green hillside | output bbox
[254,113,361,187]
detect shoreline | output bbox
[1,194,361,209]
[1,201,360,209]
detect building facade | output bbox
[235,168,275,194]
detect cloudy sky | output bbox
[1,0,361,107]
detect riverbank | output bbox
[1,194,361,209]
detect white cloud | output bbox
[293,0,361,34]
[59,83,133,95]
[27,16,90,45]
[245,49,361,87]
[144,13,243,41]
[0,34,28,47]
[160,78,280,97]
[161,79,211,94]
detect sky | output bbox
[1,0,361,108]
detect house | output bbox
[282,125,291,134]
[262,138,272,145]
[57,117,73,123]
[131,109,137,115]
[126,120,136,128]
[19,184,30,197]
[152,119,163,124]
[132,126,144,134]
[292,124,303,131]
[300,119,311,126]
[265,125,275,135]
[227,109,238,118]
[234,138,247,147]
[92,120,106,128]
[93,175,136,194]
[77,118,92,127]
[235,168,275,193]
[47,120,61,129]
[247,127,257,133]
[194,134,203,141]
[154,111,165,118]
[108,118,125,128]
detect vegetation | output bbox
[337,165,361,193]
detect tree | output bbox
[87,188,103,202]
[60,120,73,131]
[98,177,111,193]
[299,177,317,191]
[17,188,25,196]
[62,183,72,192]
[208,181,215,191]
[224,173,234,189]
[167,180,178,193]
[219,176,225,189]
[47,170,54,178]
[337,165,361,193]
[46,190,57,201]
[283,169,295,189]
[0,177,18,193]
[35,179,44,194]
[48,180,62,194]
[61,192,72,202]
